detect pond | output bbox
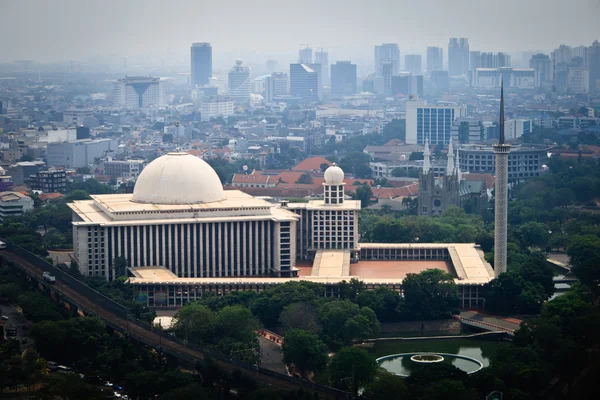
[369,338,507,377]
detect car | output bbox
[113,392,122,398]
[122,395,130,400]
[104,381,113,387]
[0,315,8,320]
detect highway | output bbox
[1,249,348,400]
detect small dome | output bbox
[236,59,243,65]
[132,152,225,205]
[324,164,344,185]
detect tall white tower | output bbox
[323,164,345,205]
[493,81,511,276]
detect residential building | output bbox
[191,42,212,87]
[63,108,93,125]
[27,169,67,193]
[375,43,400,76]
[331,61,357,96]
[228,59,251,103]
[405,54,422,75]
[480,52,511,68]
[567,68,590,93]
[47,139,119,168]
[103,160,146,180]
[451,118,483,144]
[200,96,235,121]
[113,76,165,108]
[504,119,532,140]
[426,47,443,73]
[290,64,319,102]
[314,50,330,86]
[0,192,34,221]
[405,100,467,145]
[391,74,423,98]
[473,68,535,89]
[469,51,482,71]
[265,73,289,102]
[529,54,552,87]
[587,40,600,92]
[448,38,469,76]
[430,70,450,91]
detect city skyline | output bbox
[0,0,599,64]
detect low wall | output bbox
[380,319,462,335]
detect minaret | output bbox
[423,137,431,174]
[446,137,454,176]
[493,81,511,276]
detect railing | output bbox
[1,241,350,399]
[454,315,515,335]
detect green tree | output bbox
[279,302,320,333]
[409,151,424,161]
[282,329,328,378]
[354,185,373,208]
[320,162,330,172]
[567,234,600,296]
[113,256,129,278]
[328,347,378,395]
[317,300,379,348]
[362,370,408,400]
[400,269,459,319]
[296,173,314,184]
[173,303,216,345]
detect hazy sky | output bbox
[1,0,599,64]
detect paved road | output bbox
[1,250,347,400]
[0,303,35,348]
[460,310,521,331]
[258,336,287,375]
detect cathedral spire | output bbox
[423,137,431,174]
[446,137,454,176]
[456,146,462,180]
[499,79,505,144]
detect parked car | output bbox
[0,315,8,320]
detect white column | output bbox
[242,222,247,275]
[116,226,121,257]
[136,225,141,267]
[186,224,191,277]
[174,225,180,276]
[166,225,171,270]
[110,227,116,278]
[141,225,146,266]
[199,224,204,277]
[236,222,241,275]
[223,223,229,276]
[266,221,271,273]
[149,225,154,266]
[191,223,196,277]
[211,223,216,277]
[254,221,259,275]
[103,228,109,280]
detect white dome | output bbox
[132,152,225,205]
[324,164,344,185]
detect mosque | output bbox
[69,151,495,308]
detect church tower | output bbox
[493,81,511,276]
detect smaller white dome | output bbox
[324,164,344,185]
[236,59,243,65]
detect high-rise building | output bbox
[307,63,323,98]
[375,43,400,76]
[228,59,251,103]
[405,54,422,75]
[265,72,289,102]
[405,100,467,145]
[529,54,552,87]
[382,63,394,96]
[314,50,329,86]
[191,43,212,87]
[290,64,319,102]
[113,76,165,108]
[200,96,235,121]
[480,52,511,68]
[330,61,357,96]
[426,47,443,73]
[391,73,423,98]
[430,70,450,91]
[493,82,510,276]
[473,68,535,89]
[588,40,600,92]
[567,68,590,93]
[299,47,312,64]
[448,38,470,76]
[469,51,482,71]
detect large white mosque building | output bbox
[69,152,495,308]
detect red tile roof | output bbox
[463,173,495,189]
[39,192,64,201]
[232,171,271,185]
[292,156,332,172]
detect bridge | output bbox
[454,312,521,336]
[0,243,349,400]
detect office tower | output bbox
[228,59,251,103]
[113,76,165,108]
[391,73,422,98]
[290,64,319,102]
[331,61,357,96]
[470,51,482,71]
[427,47,443,73]
[588,40,600,92]
[448,38,469,76]
[375,43,400,76]
[191,43,212,87]
[493,82,510,277]
[299,47,312,64]
[497,52,511,68]
[473,68,535,89]
[382,63,394,96]
[431,70,450,91]
[529,54,552,87]
[265,72,289,102]
[567,68,590,93]
[405,99,467,145]
[314,49,329,86]
[405,54,422,75]
[266,59,278,73]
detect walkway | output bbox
[258,336,288,375]
[458,310,522,334]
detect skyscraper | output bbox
[331,61,357,96]
[375,43,400,76]
[191,43,212,87]
[405,54,422,75]
[448,38,469,76]
[493,81,511,277]
[405,100,467,145]
[529,54,552,87]
[228,59,251,103]
[290,64,318,102]
[265,72,289,102]
[299,47,313,64]
[469,51,482,71]
[426,47,443,73]
[588,40,600,92]
[314,50,329,86]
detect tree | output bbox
[400,269,459,320]
[354,185,373,208]
[320,163,330,172]
[173,303,216,345]
[363,370,408,400]
[328,347,378,394]
[279,302,320,333]
[42,228,67,249]
[282,329,328,378]
[113,256,129,278]
[409,151,424,161]
[296,173,314,184]
[317,300,379,348]
[567,234,600,296]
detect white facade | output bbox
[473,68,535,89]
[63,109,93,125]
[405,100,467,145]
[47,139,119,168]
[504,119,532,139]
[113,77,165,109]
[0,191,34,221]
[227,59,251,103]
[567,68,589,93]
[200,97,235,121]
[265,73,289,102]
[103,160,145,180]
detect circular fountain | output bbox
[377,352,484,377]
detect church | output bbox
[418,139,488,217]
